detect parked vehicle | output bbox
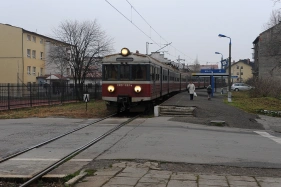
[231,83,252,91]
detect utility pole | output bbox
[176,55,185,69]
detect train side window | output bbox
[132,65,147,80]
[120,64,130,80]
[104,65,118,80]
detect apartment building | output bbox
[0,23,68,85]
[252,22,281,79]
[226,59,254,83]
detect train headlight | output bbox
[107,85,115,93]
[121,48,130,56]
[134,85,142,93]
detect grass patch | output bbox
[85,169,96,176]
[63,170,81,183]
[226,91,281,115]
[0,100,112,119]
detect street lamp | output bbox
[215,52,223,62]
[146,42,153,55]
[218,34,232,102]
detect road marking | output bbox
[254,131,281,144]
[10,158,92,162]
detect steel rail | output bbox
[19,114,139,187]
[0,113,117,163]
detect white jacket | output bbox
[187,83,195,94]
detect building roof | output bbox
[0,23,69,45]
[253,36,259,44]
[232,59,254,68]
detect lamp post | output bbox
[218,34,232,102]
[215,51,224,94]
[146,42,153,55]
[215,52,224,69]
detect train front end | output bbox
[102,48,151,112]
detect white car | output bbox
[231,83,252,91]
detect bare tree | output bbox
[272,0,281,4]
[50,20,113,99]
[192,57,201,72]
[263,9,281,30]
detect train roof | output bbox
[103,51,185,73]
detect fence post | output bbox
[30,83,32,107]
[38,84,40,102]
[48,85,51,105]
[60,84,63,104]
[8,83,10,110]
[95,84,97,99]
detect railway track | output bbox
[0,113,117,164]
[0,113,141,186]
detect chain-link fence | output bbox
[0,83,102,111]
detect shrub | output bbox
[248,76,281,99]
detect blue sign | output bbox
[200,69,226,73]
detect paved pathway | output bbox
[72,162,281,187]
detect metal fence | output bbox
[0,83,102,111]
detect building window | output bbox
[27,35,31,41]
[27,66,31,75]
[32,50,36,59]
[40,68,43,76]
[237,72,239,75]
[33,67,36,75]
[40,38,44,44]
[32,36,36,42]
[241,72,243,75]
[236,66,239,69]
[40,52,43,60]
[27,49,31,58]
[241,66,243,69]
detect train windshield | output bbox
[132,65,147,81]
[103,64,147,81]
[104,64,118,80]
[120,64,130,80]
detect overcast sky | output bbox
[1,0,280,67]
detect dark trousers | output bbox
[190,94,194,100]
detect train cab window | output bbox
[150,66,155,81]
[132,65,147,80]
[104,65,118,80]
[120,64,130,80]
[156,68,159,81]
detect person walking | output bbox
[187,81,195,100]
[207,85,212,100]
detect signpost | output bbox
[83,94,90,111]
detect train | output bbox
[101,48,191,112]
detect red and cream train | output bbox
[102,48,206,112]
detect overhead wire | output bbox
[124,0,196,62]
[105,0,204,63]
[105,0,178,58]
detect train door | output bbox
[160,67,162,96]
[168,69,170,94]
[150,65,156,99]
[180,73,182,90]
